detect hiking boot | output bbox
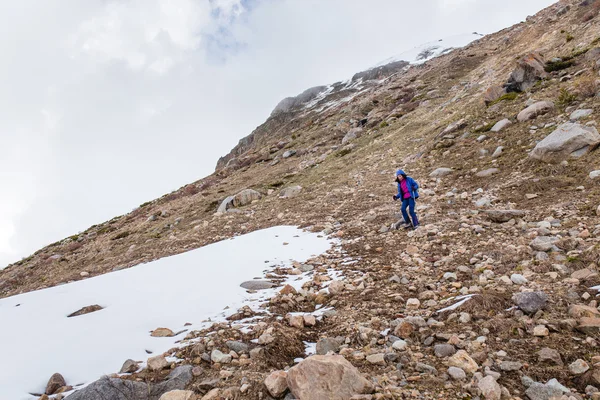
[401,222,412,229]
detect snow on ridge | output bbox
[374,33,485,67]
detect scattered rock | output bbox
[478,376,501,400]
[533,325,549,336]
[577,317,600,335]
[448,350,479,374]
[278,185,303,199]
[475,168,499,178]
[491,119,512,132]
[530,123,600,163]
[286,355,374,400]
[429,168,454,177]
[148,355,169,371]
[483,210,526,223]
[226,341,249,354]
[513,291,548,314]
[316,338,341,355]
[159,390,196,400]
[151,327,175,337]
[67,305,104,318]
[366,353,386,365]
[283,150,297,158]
[119,359,139,374]
[537,348,563,366]
[570,109,593,121]
[530,236,558,252]
[240,280,275,290]
[525,382,563,400]
[517,101,554,122]
[434,343,456,358]
[569,359,590,375]
[265,371,288,398]
[45,373,67,395]
[448,366,466,381]
[211,349,232,364]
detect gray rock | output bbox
[570,109,593,121]
[590,170,600,179]
[447,366,466,380]
[530,123,600,163]
[510,274,527,285]
[226,341,249,354]
[415,362,437,375]
[298,264,314,272]
[491,119,512,132]
[525,382,563,400]
[499,361,522,371]
[280,186,303,199]
[429,167,454,177]
[240,280,274,290]
[67,366,192,400]
[477,135,488,142]
[513,291,548,314]
[216,196,235,214]
[545,379,570,394]
[492,146,504,158]
[316,338,341,355]
[342,128,362,144]
[482,210,526,223]
[283,150,297,158]
[211,349,232,364]
[119,359,139,374]
[517,101,554,122]
[434,344,456,358]
[476,168,499,177]
[530,236,559,252]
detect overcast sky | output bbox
[0,0,556,268]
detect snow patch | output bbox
[0,226,335,400]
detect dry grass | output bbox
[576,75,598,98]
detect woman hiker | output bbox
[392,169,420,230]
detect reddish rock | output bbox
[264,370,288,397]
[45,373,66,395]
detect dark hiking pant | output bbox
[401,198,419,226]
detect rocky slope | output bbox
[5,0,600,399]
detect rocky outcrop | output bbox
[530,123,600,162]
[505,52,548,92]
[271,86,328,117]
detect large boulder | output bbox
[517,101,554,122]
[530,123,600,163]
[67,366,192,400]
[286,355,374,400]
[279,186,303,198]
[233,189,262,207]
[505,52,548,93]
